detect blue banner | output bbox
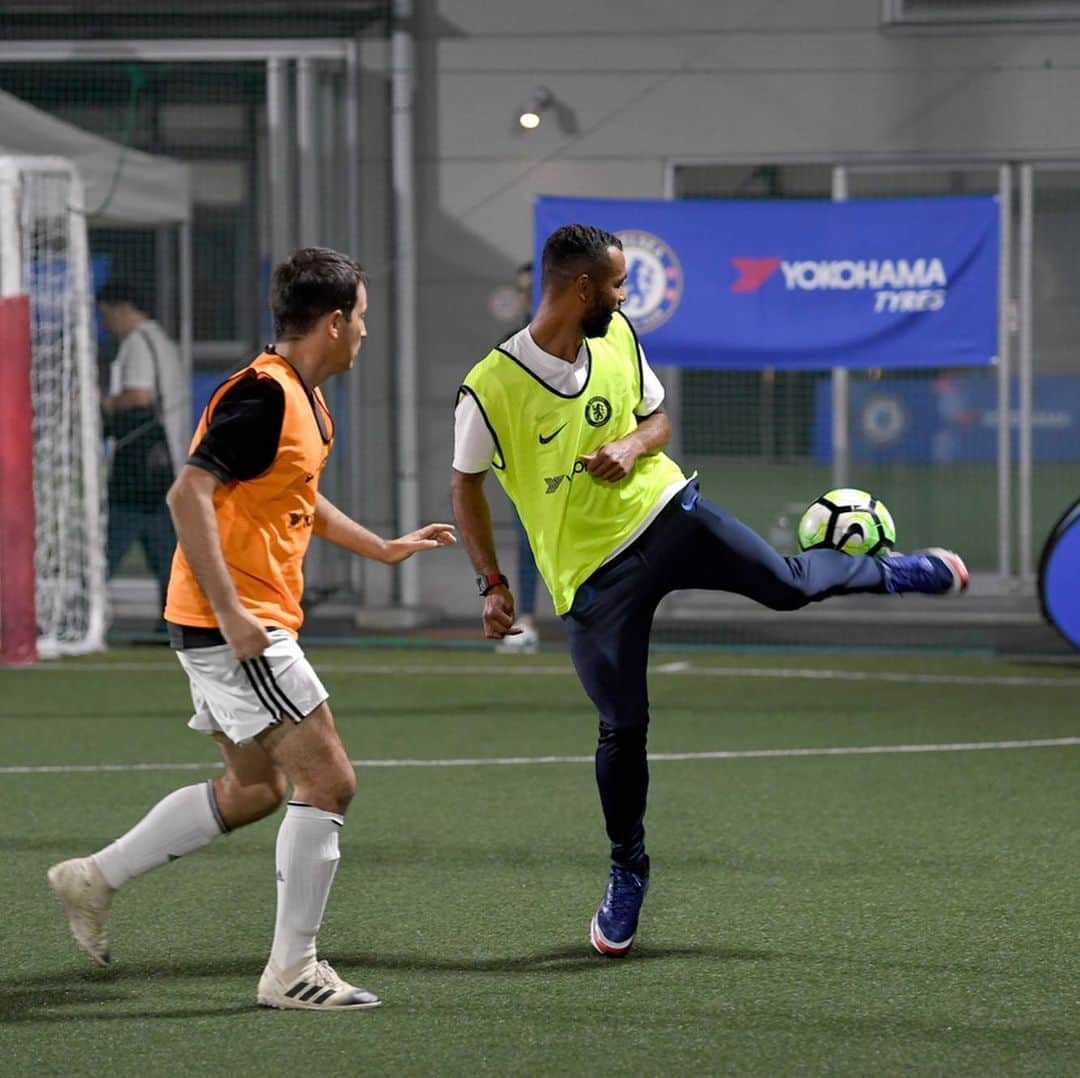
[534,195,999,370]
[811,374,1080,464]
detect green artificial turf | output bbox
[3,648,1077,1075]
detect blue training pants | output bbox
[561,479,885,871]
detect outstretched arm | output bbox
[578,408,671,482]
[450,468,517,639]
[314,492,456,564]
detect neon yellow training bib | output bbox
[460,312,685,615]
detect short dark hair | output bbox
[271,247,367,338]
[540,224,621,290]
[96,277,148,311]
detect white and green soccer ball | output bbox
[797,488,896,557]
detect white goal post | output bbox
[0,155,106,659]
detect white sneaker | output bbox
[494,623,539,655]
[47,856,113,967]
[257,958,382,1011]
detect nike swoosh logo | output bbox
[538,423,567,445]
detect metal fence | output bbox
[0,26,386,625]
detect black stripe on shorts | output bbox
[254,655,306,722]
[240,659,283,723]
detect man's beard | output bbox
[582,303,614,339]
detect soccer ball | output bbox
[797,488,896,557]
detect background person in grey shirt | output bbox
[98,278,186,627]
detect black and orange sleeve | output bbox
[188,371,286,483]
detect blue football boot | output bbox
[879,548,968,597]
[590,861,649,956]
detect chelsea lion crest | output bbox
[616,229,683,335]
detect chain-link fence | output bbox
[0,9,388,638]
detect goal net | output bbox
[0,156,105,659]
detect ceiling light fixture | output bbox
[517,86,553,131]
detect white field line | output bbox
[3,737,1077,775]
[9,660,1080,690]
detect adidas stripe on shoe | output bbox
[257,958,382,1011]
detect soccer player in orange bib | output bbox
[48,248,455,1011]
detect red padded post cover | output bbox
[0,294,37,665]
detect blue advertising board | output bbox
[534,195,999,370]
[811,375,1080,464]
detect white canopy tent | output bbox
[0,87,193,434]
[0,87,190,226]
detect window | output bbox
[883,0,1080,24]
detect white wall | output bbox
[430,0,1080,257]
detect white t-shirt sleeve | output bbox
[634,343,667,417]
[453,391,496,473]
[111,333,156,395]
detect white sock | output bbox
[92,781,227,890]
[269,802,343,975]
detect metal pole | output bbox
[343,38,366,598]
[245,99,262,352]
[658,158,681,462]
[266,57,291,266]
[344,39,362,262]
[296,57,319,248]
[996,164,1012,583]
[1018,164,1035,583]
[68,166,107,653]
[0,39,352,63]
[179,218,194,455]
[154,226,176,336]
[318,61,346,527]
[392,0,420,607]
[761,369,774,461]
[830,165,850,489]
[293,55,330,592]
[0,165,19,296]
[317,64,338,247]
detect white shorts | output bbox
[176,629,329,746]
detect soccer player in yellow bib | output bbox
[452,223,968,957]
